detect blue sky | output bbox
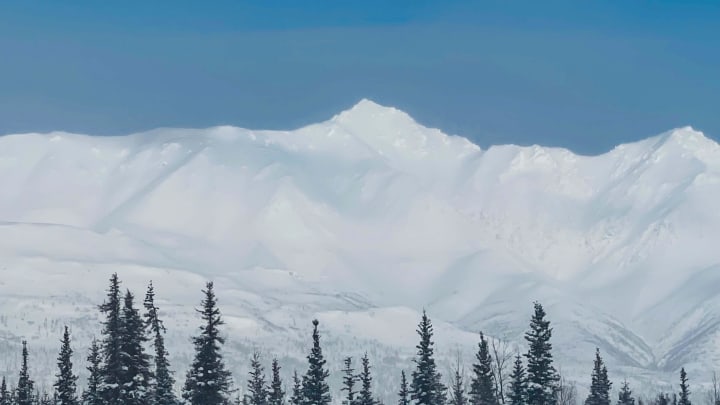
[0,1,718,154]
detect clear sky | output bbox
[1,1,718,154]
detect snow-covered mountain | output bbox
[1,99,719,399]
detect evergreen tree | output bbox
[398,371,409,405]
[470,332,497,405]
[357,353,376,405]
[38,392,53,405]
[617,380,634,405]
[301,319,331,405]
[410,310,446,405]
[449,363,467,405]
[656,393,670,405]
[678,368,690,405]
[524,302,558,405]
[82,339,104,405]
[290,371,302,405]
[143,282,177,405]
[98,273,123,404]
[119,290,152,405]
[506,354,526,405]
[6,387,15,405]
[247,352,268,405]
[182,282,232,405]
[585,348,611,405]
[268,358,285,405]
[54,326,79,405]
[16,341,34,405]
[0,377,9,405]
[341,357,357,405]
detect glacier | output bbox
[0,99,719,400]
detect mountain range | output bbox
[1,99,719,399]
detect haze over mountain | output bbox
[1,99,718,399]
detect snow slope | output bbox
[1,99,719,400]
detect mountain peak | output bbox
[656,126,719,158]
[327,99,480,166]
[662,126,709,144]
[351,98,388,110]
[610,126,718,165]
[333,98,408,123]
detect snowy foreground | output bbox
[1,100,719,401]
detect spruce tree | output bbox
[410,310,446,405]
[449,363,467,405]
[99,273,123,404]
[524,302,558,405]
[54,326,78,405]
[585,348,611,405]
[5,387,15,405]
[357,353,376,405]
[119,290,152,405]
[617,380,634,405]
[301,319,331,405]
[38,392,53,405]
[290,371,302,405]
[144,282,177,405]
[268,358,285,405]
[82,338,104,405]
[398,371,409,405]
[506,354,526,405]
[247,352,268,405]
[678,368,690,405]
[341,357,357,405]
[657,393,670,405]
[0,377,9,405]
[470,332,497,405]
[16,341,34,405]
[182,282,232,405]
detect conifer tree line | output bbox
[0,274,704,405]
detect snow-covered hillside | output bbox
[1,99,719,400]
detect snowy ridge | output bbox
[1,100,719,400]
